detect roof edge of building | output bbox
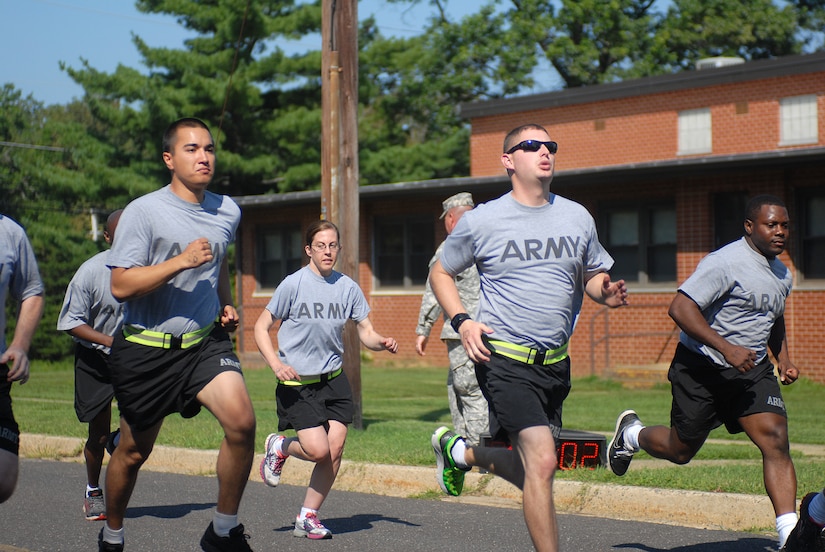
[233,147,825,208]
[459,51,825,119]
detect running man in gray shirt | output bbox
[99,118,256,552]
[607,194,799,550]
[0,214,44,504]
[57,209,124,521]
[429,123,628,552]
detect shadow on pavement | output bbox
[125,501,214,520]
[613,537,777,551]
[272,512,422,535]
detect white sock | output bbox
[776,512,798,548]
[451,438,469,468]
[279,437,291,457]
[213,511,238,537]
[102,524,124,545]
[624,424,643,451]
[808,491,825,525]
[299,507,318,521]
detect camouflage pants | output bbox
[445,339,489,446]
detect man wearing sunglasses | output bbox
[429,123,628,552]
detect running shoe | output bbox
[293,513,332,540]
[782,491,825,552]
[84,488,107,521]
[200,522,254,552]
[431,426,470,496]
[97,528,124,552]
[260,433,287,487]
[607,410,643,476]
[105,429,120,456]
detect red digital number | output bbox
[579,441,600,468]
[558,441,577,470]
[557,440,601,470]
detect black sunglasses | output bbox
[505,140,558,155]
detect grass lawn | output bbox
[13,359,825,495]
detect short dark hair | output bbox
[106,209,123,230]
[162,118,211,153]
[503,123,550,153]
[305,219,339,246]
[745,194,786,221]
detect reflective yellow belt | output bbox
[123,323,214,350]
[279,367,343,387]
[486,339,569,366]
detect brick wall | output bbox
[236,63,825,384]
[469,74,825,177]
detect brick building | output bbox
[234,51,825,383]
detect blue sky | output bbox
[0,0,488,106]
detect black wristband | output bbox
[450,313,472,333]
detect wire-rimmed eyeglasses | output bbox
[311,242,341,252]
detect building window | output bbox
[780,95,818,146]
[678,108,712,155]
[602,204,676,284]
[374,215,434,288]
[257,225,304,291]
[799,188,825,280]
[713,192,748,249]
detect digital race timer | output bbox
[482,428,606,470]
[554,429,606,470]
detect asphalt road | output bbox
[0,459,778,552]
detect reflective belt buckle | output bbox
[166,334,183,350]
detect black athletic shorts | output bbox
[74,344,115,423]
[109,326,242,432]
[474,353,571,444]
[669,343,787,441]
[276,370,354,432]
[0,364,20,455]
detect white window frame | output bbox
[678,108,712,155]
[780,95,818,146]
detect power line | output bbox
[0,141,69,152]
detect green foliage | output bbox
[23,213,103,360]
[659,0,803,70]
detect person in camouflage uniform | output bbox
[416,192,489,446]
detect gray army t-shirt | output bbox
[678,237,792,367]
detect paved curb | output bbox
[21,433,777,533]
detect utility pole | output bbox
[321,0,362,428]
